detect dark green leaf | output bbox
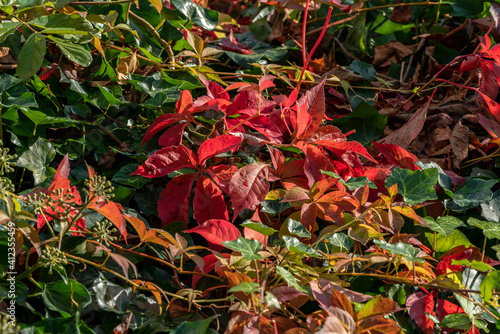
[170,316,218,334]
[17,138,56,185]
[112,164,149,189]
[287,219,311,238]
[1,85,38,108]
[440,313,471,330]
[331,102,387,145]
[452,179,497,208]
[170,0,219,31]
[16,33,46,82]
[24,315,79,334]
[480,190,500,222]
[423,216,465,237]
[241,220,277,236]
[275,265,307,293]
[223,237,263,261]
[96,83,125,105]
[385,167,438,205]
[349,60,376,81]
[373,239,424,263]
[42,279,91,315]
[415,161,453,197]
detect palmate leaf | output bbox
[424,216,465,237]
[132,145,198,178]
[197,134,242,167]
[185,219,241,247]
[170,0,219,31]
[385,167,438,205]
[275,265,307,293]
[16,137,56,185]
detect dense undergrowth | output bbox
[1,0,500,333]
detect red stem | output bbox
[298,6,333,90]
[301,0,310,67]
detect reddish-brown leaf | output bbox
[316,140,378,163]
[185,219,241,247]
[478,90,500,123]
[372,142,418,170]
[302,78,326,138]
[229,162,269,218]
[197,134,243,167]
[292,96,311,142]
[406,292,435,334]
[302,144,335,188]
[132,145,198,178]
[193,174,229,224]
[357,297,402,320]
[124,214,147,241]
[267,145,286,176]
[158,173,197,226]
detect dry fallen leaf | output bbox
[450,121,470,171]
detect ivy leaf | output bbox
[452,178,497,209]
[170,0,219,31]
[170,316,218,334]
[416,161,454,197]
[275,265,308,293]
[287,219,311,238]
[17,33,46,82]
[385,167,438,205]
[467,218,500,240]
[282,235,320,257]
[241,220,277,236]
[424,216,465,237]
[223,237,263,261]
[17,138,56,185]
[373,239,424,263]
[480,190,500,222]
[349,60,377,81]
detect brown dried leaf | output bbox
[116,53,138,81]
[450,122,469,170]
[373,41,417,67]
[389,0,412,23]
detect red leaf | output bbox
[292,96,311,142]
[157,122,188,147]
[217,30,254,55]
[176,90,194,114]
[406,292,435,334]
[206,80,230,101]
[305,125,345,142]
[185,219,241,247]
[132,145,198,178]
[315,140,378,163]
[478,90,500,123]
[302,78,326,138]
[193,174,229,224]
[271,286,307,302]
[229,162,269,218]
[197,134,243,167]
[301,202,318,232]
[192,253,230,288]
[259,75,276,91]
[243,210,267,246]
[245,115,283,143]
[158,173,197,226]
[372,142,419,170]
[206,164,238,194]
[48,154,82,206]
[267,145,285,176]
[141,113,190,146]
[435,250,470,276]
[302,144,334,188]
[436,298,464,321]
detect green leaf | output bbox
[241,220,277,236]
[275,265,307,293]
[451,259,493,272]
[17,138,56,185]
[415,161,454,197]
[228,282,259,294]
[452,179,497,208]
[49,36,92,67]
[25,315,80,334]
[96,83,125,105]
[480,190,500,222]
[439,313,471,330]
[425,230,473,253]
[42,279,91,316]
[170,316,218,334]
[0,22,21,43]
[424,216,465,237]
[18,0,43,9]
[282,235,320,257]
[373,239,424,263]
[320,170,376,190]
[385,167,438,205]
[481,270,500,303]
[287,219,311,238]
[1,85,38,108]
[170,0,219,31]
[349,60,376,81]
[223,237,263,261]
[16,33,46,82]
[325,233,353,252]
[112,164,149,189]
[467,218,500,240]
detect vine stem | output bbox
[68,0,134,5]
